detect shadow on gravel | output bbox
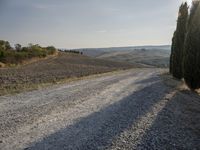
[27,78,169,150]
[135,75,160,85]
[135,90,200,150]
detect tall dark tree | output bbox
[183,1,200,90]
[170,31,176,74]
[15,44,22,51]
[170,3,188,79]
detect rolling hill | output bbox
[76,45,171,67]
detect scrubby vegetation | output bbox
[0,40,57,66]
[170,1,200,90]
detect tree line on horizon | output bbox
[170,0,200,90]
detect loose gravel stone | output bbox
[0,69,199,150]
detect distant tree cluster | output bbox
[170,1,200,90]
[60,49,83,55]
[0,40,57,65]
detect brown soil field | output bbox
[0,52,136,95]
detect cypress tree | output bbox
[170,31,176,74]
[183,1,200,90]
[170,3,188,79]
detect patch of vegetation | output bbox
[59,49,83,55]
[0,40,57,66]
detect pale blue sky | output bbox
[0,0,190,48]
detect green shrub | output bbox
[46,46,56,55]
[0,50,5,62]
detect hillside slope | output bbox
[78,46,170,67]
[98,49,170,68]
[0,52,135,95]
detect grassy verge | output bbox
[159,71,183,89]
[159,70,200,95]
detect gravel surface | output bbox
[0,69,199,150]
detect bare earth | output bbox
[0,69,199,150]
[0,52,134,96]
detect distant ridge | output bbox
[66,45,170,57]
[65,45,171,51]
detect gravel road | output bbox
[0,69,199,150]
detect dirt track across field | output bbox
[0,69,199,150]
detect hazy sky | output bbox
[0,0,191,48]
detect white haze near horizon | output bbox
[0,0,192,49]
